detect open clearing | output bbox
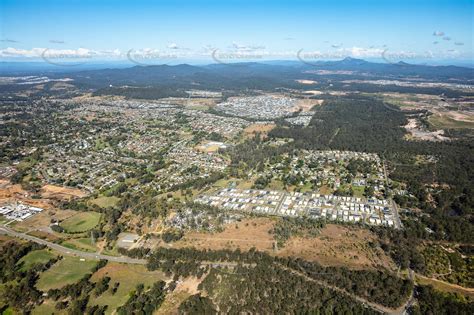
[0,180,53,211]
[90,196,120,208]
[36,256,98,291]
[428,111,474,129]
[88,262,166,314]
[60,211,101,233]
[277,224,395,270]
[415,274,474,298]
[173,217,276,252]
[14,208,77,232]
[40,184,87,200]
[174,220,393,270]
[17,248,58,271]
[294,98,323,111]
[32,300,67,315]
[62,237,98,252]
[156,277,203,315]
[244,123,276,138]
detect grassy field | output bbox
[32,300,67,315]
[90,196,120,208]
[352,186,365,198]
[428,114,474,129]
[62,237,98,253]
[36,256,98,291]
[17,249,57,271]
[60,211,101,233]
[415,274,474,298]
[88,263,166,314]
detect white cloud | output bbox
[433,31,445,37]
[168,43,179,49]
[0,47,122,59]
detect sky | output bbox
[0,0,473,65]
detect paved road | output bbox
[383,160,402,229]
[0,225,147,264]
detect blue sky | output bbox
[0,0,472,64]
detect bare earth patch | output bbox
[14,209,77,232]
[296,79,317,84]
[41,184,87,200]
[0,180,86,210]
[404,118,450,142]
[293,99,323,112]
[172,218,275,252]
[156,277,204,315]
[244,123,276,138]
[171,220,393,271]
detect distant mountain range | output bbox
[2,58,473,93]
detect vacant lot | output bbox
[40,184,87,200]
[88,262,166,314]
[244,123,276,138]
[14,209,77,232]
[173,217,276,252]
[36,256,98,291]
[277,224,395,270]
[60,211,101,233]
[17,249,57,271]
[0,180,53,210]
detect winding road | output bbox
[0,225,147,264]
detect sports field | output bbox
[60,211,101,233]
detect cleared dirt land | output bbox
[40,184,87,200]
[156,276,204,315]
[0,180,53,210]
[244,123,276,138]
[173,217,276,252]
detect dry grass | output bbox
[277,224,395,270]
[243,123,276,138]
[89,262,166,314]
[416,274,474,298]
[155,277,204,315]
[171,219,393,271]
[293,99,323,112]
[14,209,77,232]
[27,230,61,242]
[172,218,276,252]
